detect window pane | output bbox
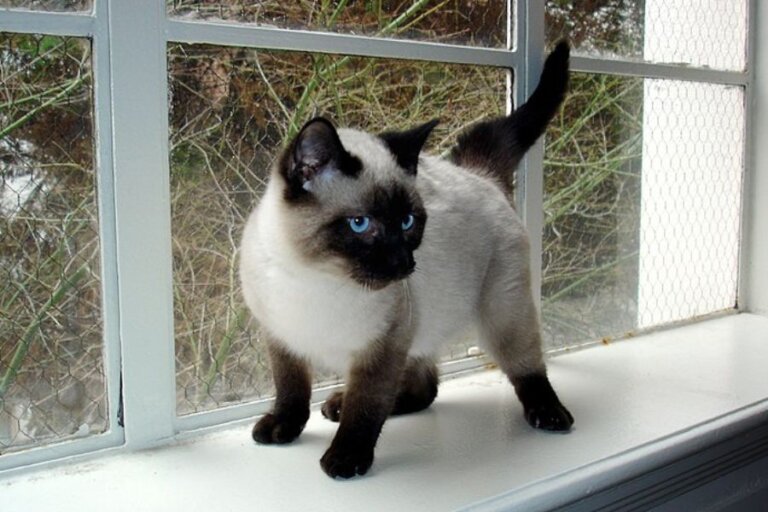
[545,0,747,71]
[0,0,91,11]
[168,1,508,48]
[0,34,105,453]
[542,73,743,349]
[168,43,506,415]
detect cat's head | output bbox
[274,116,438,290]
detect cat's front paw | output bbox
[320,444,374,479]
[321,392,344,422]
[252,413,306,444]
[525,403,574,432]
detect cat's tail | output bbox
[450,40,570,195]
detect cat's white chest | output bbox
[247,258,395,372]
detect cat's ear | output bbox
[281,117,361,198]
[380,119,439,175]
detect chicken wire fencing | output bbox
[168,0,508,49]
[0,34,107,454]
[545,0,747,71]
[541,0,746,349]
[169,43,506,415]
[0,0,90,11]
[542,73,743,349]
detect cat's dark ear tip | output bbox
[299,116,336,133]
[551,40,571,59]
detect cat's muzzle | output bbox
[355,254,415,290]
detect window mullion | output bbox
[0,8,93,36]
[571,55,748,86]
[517,0,546,306]
[167,19,518,68]
[107,0,176,449]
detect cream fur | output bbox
[239,129,535,374]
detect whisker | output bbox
[401,280,414,328]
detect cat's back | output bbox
[416,155,526,258]
[407,156,527,354]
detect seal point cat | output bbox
[240,41,573,479]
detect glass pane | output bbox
[542,73,643,349]
[168,43,506,415]
[0,0,91,11]
[542,73,743,349]
[545,0,747,70]
[169,0,508,48]
[1,34,105,453]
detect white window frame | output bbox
[0,0,757,475]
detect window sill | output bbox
[2,313,768,511]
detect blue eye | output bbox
[348,216,371,234]
[401,214,415,231]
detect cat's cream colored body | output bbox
[240,129,533,374]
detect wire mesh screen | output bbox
[638,80,742,328]
[542,72,643,348]
[168,0,508,48]
[0,34,106,454]
[168,43,506,415]
[0,1,90,11]
[542,72,744,349]
[545,0,747,71]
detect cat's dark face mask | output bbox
[279,116,436,290]
[325,184,427,290]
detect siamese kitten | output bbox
[240,41,573,479]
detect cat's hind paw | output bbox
[321,392,344,422]
[252,413,306,444]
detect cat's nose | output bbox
[389,251,415,278]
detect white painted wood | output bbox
[2,313,767,511]
[88,0,123,448]
[106,0,176,448]
[743,0,768,315]
[167,19,519,69]
[517,0,545,304]
[570,56,748,86]
[0,8,93,36]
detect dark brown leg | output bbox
[321,356,438,422]
[480,262,574,432]
[392,356,438,415]
[511,372,573,432]
[252,336,312,444]
[320,339,409,479]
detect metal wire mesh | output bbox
[542,1,746,349]
[168,43,506,415]
[0,34,106,454]
[638,80,742,328]
[542,72,643,348]
[546,0,747,71]
[0,0,90,11]
[542,72,744,349]
[167,0,508,48]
